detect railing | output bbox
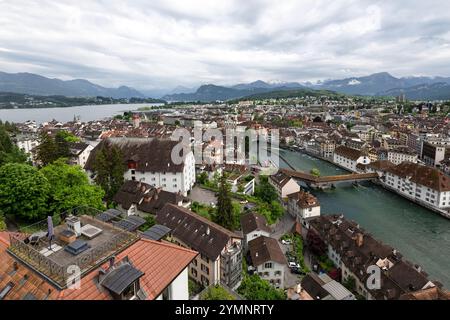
[7,206,139,289]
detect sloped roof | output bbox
[156,204,242,260]
[385,162,450,192]
[287,190,320,209]
[334,145,363,161]
[0,232,197,300]
[240,212,271,235]
[248,236,286,266]
[85,137,189,173]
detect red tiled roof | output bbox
[0,232,197,300]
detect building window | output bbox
[201,276,209,286]
[191,268,197,277]
[201,254,210,263]
[121,282,138,300]
[264,262,273,269]
[131,170,136,175]
[201,264,209,275]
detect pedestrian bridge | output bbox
[280,169,378,188]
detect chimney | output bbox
[109,256,116,269]
[356,233,364,247]
[66,215,81,237]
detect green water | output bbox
[279,149,450,288]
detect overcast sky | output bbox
[1,0,450,92]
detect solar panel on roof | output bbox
[114,216,146,232]
[141,224,171,241]
[100,263,144,295]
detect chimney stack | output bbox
[109,256,116,269]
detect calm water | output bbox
[280,149,450,288]
[0,103,163,124]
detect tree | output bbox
[0,211,6,231]
[92,144,126,205]
[310,168,321,177]
[54,131,71,159]
[254,176,278,203]
[237,274,286,300]
[138,215,156,232]
[0,123,27,166]
[0,163,50,221]
[306,229,327,256]
[35,132,58,166]
[56,130,80,142]
[196,172,208,185]
[40,159,105,214]
[213,174,234,230]
[201,285,235,300]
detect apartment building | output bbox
[269,170,301,200]
[309,215,440,300]
[387,147,418,165]
[247,236,286,289]
[85,138,196,196]
[287,190,321,227]
[383,162,450,211]
[113,180,191,216]
[156,204,243,289]
[333,145,371,172]
[240,212,271,249]
[0,214,197,300]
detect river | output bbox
[279,148,450,289]
[0,103,164,124]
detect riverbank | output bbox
[281,146,450,220]
[278,148,450,288]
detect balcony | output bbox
[7,206,139,289]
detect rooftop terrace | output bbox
[7,207,139,289]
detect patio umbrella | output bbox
[47,216,54,249]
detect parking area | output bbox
[188,185,217,206]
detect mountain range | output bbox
[162,81,306,102]
[2,71,450,102]
[310,72,450,97]
[164,73,450,102]
[0,72,145,99]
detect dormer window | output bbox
[122,282,138,300]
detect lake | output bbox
[0,103,163,124]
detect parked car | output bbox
[281,239,292,245]
[290,267,306,275]
[288,262,300,269]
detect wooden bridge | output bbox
[280,169,379,188]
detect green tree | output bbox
[310,168,321,177]
[0,211,6,231]
[237,274,286,300]
[35,132,58,166]
[197,172,208,185]
[56,130,80,142]
[201,285,236,300]
[0,163,50,221]
[138,215,156,232]
[0,124,27,166]
[213,174,234,230]
[254,176,278,203]
[54,131,71,159]
[92,144,126,205]
[40,159,105,214]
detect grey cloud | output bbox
[1,0,450,91]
